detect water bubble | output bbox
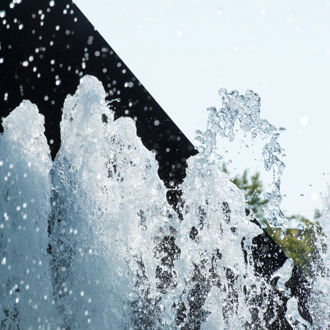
[124,81,133,88]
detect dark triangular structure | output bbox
[0,0,196,187]
[0,0,312,326]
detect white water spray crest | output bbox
[195,88,287,228]
[0,100,58,327]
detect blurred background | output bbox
[76,0,330,220]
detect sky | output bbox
[75,0,330,219]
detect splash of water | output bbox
[0,101,57,328]
[207,88,287,228]
[0,76,328,328]
[49,76,177,328]
[308,188,330,328]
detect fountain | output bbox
[0,0,328,328]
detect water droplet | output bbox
[300,116,309,126]
[260,8,267,16]
[176,29,183,37]
[312,193,319,201]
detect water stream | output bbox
[0,76,328,329]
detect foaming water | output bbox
[0,76,328,328]
[0,101,57,328]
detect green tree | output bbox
[231,170,267,221]
[226,167,324,277]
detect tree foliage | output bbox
[226,166,324,277]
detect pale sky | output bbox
[76,0,330,219]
